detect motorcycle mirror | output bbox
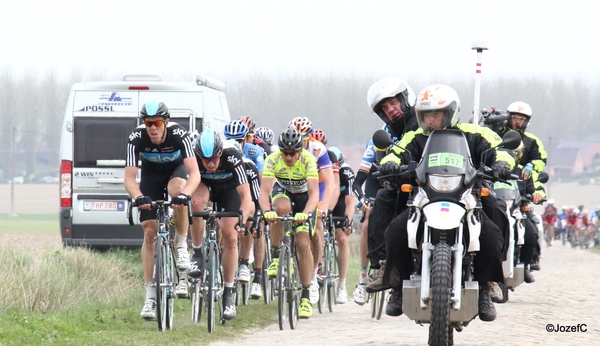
[537,172,549,184]
[372,129,394,149]
[501,130,521,150]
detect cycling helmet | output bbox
[329,146,344,165]
[367,77,416,124]
[415,84,460,134]
[140,101,170,119]
[547,198,555,205]
[224,120,249,140]
[289,117,313,136]
[255,126,274,144]
[195,129,223,158]
[507,101,533,132]
[311,129,327,145]
[238,116,256,133]
[278,128,303,151]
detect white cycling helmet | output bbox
[367,77,416,122]
[507,101,533,131]
[547,198,555,205]
[415,84,461,134]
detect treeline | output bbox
[0,69,598,180]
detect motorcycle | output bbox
[373,128,521,346]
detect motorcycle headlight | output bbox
[428,174,462,193]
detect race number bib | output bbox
[428,152,464,169]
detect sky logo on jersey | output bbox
[227,155,241,166]
[440,202,450,218]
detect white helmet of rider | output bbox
[547,198,555,204]
[367,77,416,121]
[415,84,461,134]
[507,101,533,131]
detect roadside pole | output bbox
[471,40,489,125]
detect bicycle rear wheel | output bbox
[327,240,339,312]
[154,236,167,331]
[277,246,290,330]
[165,243,176,330]
[289,252,300,329]
[318,245,329,314]
[207,242,219,333]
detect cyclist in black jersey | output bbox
[328,147,356,304]
[189,129,254,321]
[226,138,265,299]
[124,101,200,321]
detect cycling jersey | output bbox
[542,206,558,224]
[197,147,247,195]
[243,142,265,172]
[126,122,194,173]
[242,157,260,202]
[263,149,318,194]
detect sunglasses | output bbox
[144,119,165,127]
[201,156,220,163]
[282,150,299,157]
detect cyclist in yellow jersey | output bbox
[260,128,319,318]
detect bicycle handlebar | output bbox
[128,197,194,226]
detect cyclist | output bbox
[239,115,272,158]
[542,199,558,246]
[224,120,265,286]
[124,101,200,321]
[376,84,515,321]
[255,126,275,150]
[288,116,337,304]
[189,129,254,321]
[260,127,319,318]
[351,124,397,305]
[311,129,328,145]
[328,146,356,304]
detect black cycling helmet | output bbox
[195,129,223,158]
[140,101,170,119]
[278,128,303,151]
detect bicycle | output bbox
[260,213,312,330]
[317,212,346,313]
[190,206,243,333]
[252,211,275,304]
[128,198,191,331]
[367,268,386,320]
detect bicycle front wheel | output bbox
[328,240,339,312]
[166,243,177,330]
[191,279,203,324]
[207,242,219,333]
[277,246,290,330]
[154,236,168,331]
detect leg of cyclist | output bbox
[267,194,292,277]
[310,211,324,304]
[239,222,255,283]
[334,194,355,304]
[353,206,370,305]
[189,183,210,279]
[221,215,240,320]
[140,219,158,320]
[251,229,266,299]
[296,221,315,318]
[168,176,191,298]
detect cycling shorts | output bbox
[139,162,188,222]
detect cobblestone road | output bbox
[211,243,599,346]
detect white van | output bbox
[59,75,231,248]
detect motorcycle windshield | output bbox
[415,129,477,184]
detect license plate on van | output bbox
[83,201,125,211]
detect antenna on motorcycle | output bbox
[372,129,414,164]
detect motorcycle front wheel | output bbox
[428,242,452,346]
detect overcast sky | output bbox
[1,0,598,84]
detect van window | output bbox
[74,117,137,167]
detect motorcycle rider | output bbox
[361,78,419,312]
[374,84,515,322]
[498,101,547,270]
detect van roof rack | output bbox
[122,74,162,81]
